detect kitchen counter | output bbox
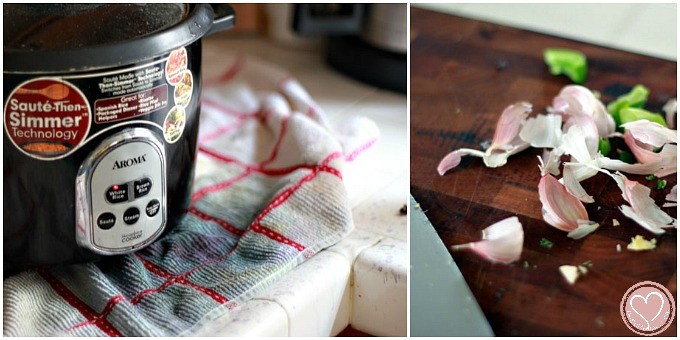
[410,8,676,336]
[192,34,407,336]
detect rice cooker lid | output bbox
[3,4,213,73]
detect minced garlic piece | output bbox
[559,265,580,285]
[612,219,620,227]
[627,235,657,251]
[616,244,622,252]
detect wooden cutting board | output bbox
[410,7,677,336]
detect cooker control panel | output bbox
[76,127,167,255]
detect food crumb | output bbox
[578,265,588,275]
[627,235,657,251]
[480,140,492,150]
[540,237,554,249]
[496,58,509,70]
[612,218,620,226]
[413,203,420,210]
[399,204,407,215]
[595,316,605,328]
[495,287,506,301]
[559,265,580,285]
[616,244,622,252]
[657,179,668,190]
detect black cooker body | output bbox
[3,4,234,274]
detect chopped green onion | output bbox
[540,237,555,249]
[645,175,656,181]
[581,260,593,267]
[543,48,587,84]
[607,85,650,126]
[523,261,530,269]
[657,179,668,190]
[598,138,611,157]
[619,107,668,127]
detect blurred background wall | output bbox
[412,3,677,61]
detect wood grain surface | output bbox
[410,7,677,336]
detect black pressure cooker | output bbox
[3,4,235,275]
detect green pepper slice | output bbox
[619,107,667,127]
[606,84,650,126]
[544,48,587,84]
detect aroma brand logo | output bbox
[112,154,147,170]
[621,281,675,336]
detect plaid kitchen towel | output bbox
[3,55,379,336]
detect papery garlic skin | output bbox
[662,98,676,129]
[562,165,594,203]
[519,114,563,148]
[437,148,485,176]
[621,120,677,177]
[450,216,524,264]
[437,102,532,175]
[538,173,589,232]
[621,119,677,146]
[663,185,677,207]
[552,85,615,138]
[609,171,675,234]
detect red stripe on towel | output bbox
[38,268,122,337]
[246,152,343,251]
[318,165,343,179]
[259,116,289,167]
[198,117,249,144]
[251,222,306,252]
[198,146,341,179]
[198,146,252,168]
[202,96,260,119]
[187,207,245,236]
[70,295,125,332]
[254,152,342,221]
[344,138,378,162]
[177,278,229,304]
[191,169,252,203]
[133,254,231,305]
[306,105,318,119]
[203,56,246,88]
